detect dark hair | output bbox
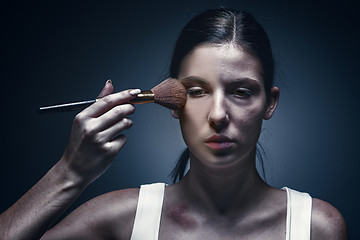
[170,8,275,183]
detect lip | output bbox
[205,135,235,151]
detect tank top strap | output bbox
[130,183,165,240]
[283,187,312,240]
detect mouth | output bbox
[205,135,235,151]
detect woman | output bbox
[0,8,348,240]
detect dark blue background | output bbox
[1,1,359,238]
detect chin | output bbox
[191,146,255,169]
[198,152,242,167]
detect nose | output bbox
[208,92,229,130]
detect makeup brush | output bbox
[37,78,187,113]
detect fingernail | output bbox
[106,79,112,84]
[129,89,141,96]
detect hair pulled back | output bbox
[170,8,275,183]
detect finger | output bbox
[95,104,135,132]
[97,118,133,142]
[82,89,139,118]
[103,134,127,156]
[97,80,114,98]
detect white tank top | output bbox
[130,183,312,240]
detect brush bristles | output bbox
[151,78,187,110]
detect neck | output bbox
[179,150,269,215]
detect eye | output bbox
[234,88,253,98]
[187,87,207,97]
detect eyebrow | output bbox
[179,76,211,88]
[227,78,261,88]
[179,76,261,88]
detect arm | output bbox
[41,188,139,240]
[311,198,349,240]
[0,81,138,240]
[0,160,88,240]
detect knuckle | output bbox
[117,90,131,100]
[103,142,122,156]
[116,135,127,149]
[82,123,96,137]
[99,143,112,155]
[125,104,135,113]
[112,106,123,116]
[100,95,113,105]
[112,104,135,116]
[73,112,85,126]
[93,134,104,145]
[123,118,133,128]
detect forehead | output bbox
[178,44,264,83]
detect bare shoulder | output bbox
[311,198,348,240]
[43,188,139,239]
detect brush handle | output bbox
[37,90,155,113]
[129,90,154,104]
[37,100,97,113]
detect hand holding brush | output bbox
[38,78,187,113]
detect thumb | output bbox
[97,79,114,98]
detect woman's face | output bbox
[173,44,278,168]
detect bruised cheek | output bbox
[232,103,266,132]
[241,105,265,121]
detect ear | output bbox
[171,109,179,119]
[264,87,280,120]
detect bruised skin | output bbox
[167,203,197,230]
[162,44,283,239]
[173,44,276,171]
[165,44,348,240]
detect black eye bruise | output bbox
[235,89,252,97]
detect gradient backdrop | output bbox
[2,1,359,238]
